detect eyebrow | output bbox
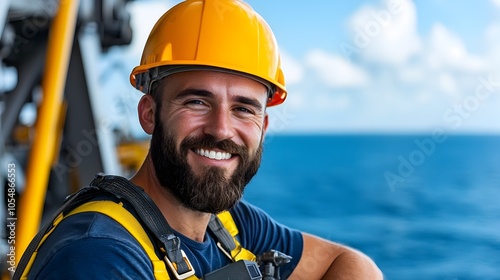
[174,88,214,100]
[234,96,264,113]
[174,88,265,113]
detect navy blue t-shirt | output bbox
[28,200,303,279]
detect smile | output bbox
[194,149,232,160]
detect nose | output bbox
[203,106,235,141]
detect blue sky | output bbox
[103,0,500,136]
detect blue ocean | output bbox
[243,134,500,280]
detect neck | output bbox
[130,154,211,242]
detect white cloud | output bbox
[125,1,175,60]
[290,0,500,133]
[348,0,421,65]
[437,72,459,97]
[397,66,425,84]
[485,22,500,46]
[312,94,352,111]
[426,23,485,72]
[491,0,500,8]
[305,49,370,88]
[484,22,500,72]
[280,50,304,85]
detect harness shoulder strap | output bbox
[212,211,256,262]
[68,200,172,280]
[90,175,196,279]
[14,186,106,280]
[17,199,198,280]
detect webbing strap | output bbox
[13,186,104,280]
[213,211,257,262]
[16,212,66,280]
[67,201,172,279]
[90,174,194,278]
[209,214,236,253]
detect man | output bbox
[23,0,383,279]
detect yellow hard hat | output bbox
[130,0,287,106]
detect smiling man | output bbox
[17,0,382,279]
[142,71,268,217]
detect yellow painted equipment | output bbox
[0,0,140,277]
[17,0,80,259]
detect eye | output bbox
[185,99,205,106]
[234,106,254,115]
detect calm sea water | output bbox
[244,134,500,280]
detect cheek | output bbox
[165,114,207,150]
[163,110,200,133]
[238,123,265,150]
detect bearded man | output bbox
[17,1,383,279]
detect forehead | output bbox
[159,70,269,100]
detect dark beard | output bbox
[149,118,263,214]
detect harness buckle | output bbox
[164,249,196,279]
[216,241,233,261]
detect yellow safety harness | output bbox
[13,175,256,280]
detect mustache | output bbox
[180,135,248,158]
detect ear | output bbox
[262,113,269,135]
[138,94,156,135]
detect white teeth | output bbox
[195,149,232,160]
[215,152,222,160]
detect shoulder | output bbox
[29,212,154,280]
[229,200,300,237]
[228,200,282,235]
[229,199,267,222]
[229,200,304,278]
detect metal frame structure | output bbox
[0,0,139,276]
